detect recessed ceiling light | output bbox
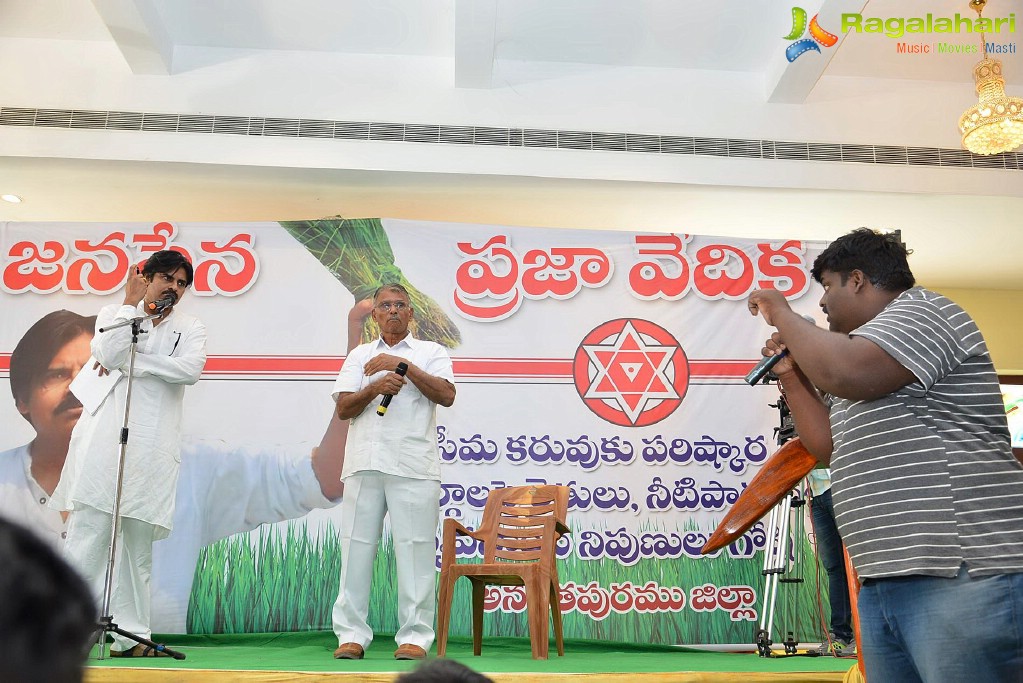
[1,194,22,203]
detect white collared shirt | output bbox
[332,335,454,481]
[0,443,67,547]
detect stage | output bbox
[82,632,856,682]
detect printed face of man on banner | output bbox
[11,311,96,461]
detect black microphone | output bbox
[148,295,176,314]
[745,314,817,386]
[744,350,788,386]
[376,362,409,416]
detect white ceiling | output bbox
[0,0,1021,290]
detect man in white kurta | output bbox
[331,283,455,661]
[51,251,206,655]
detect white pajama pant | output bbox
[332,472,441,650]
[63,504,156,651]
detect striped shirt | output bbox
[829,287,1023,580]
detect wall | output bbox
[936,288,1023,375]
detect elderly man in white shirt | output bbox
[331,283,456,662]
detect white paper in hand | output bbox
[69,357,122,415]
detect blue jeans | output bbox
[858,566,1023,683]
[810,488,853,642]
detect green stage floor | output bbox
[84,631,856,677]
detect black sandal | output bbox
[110,644,167,657]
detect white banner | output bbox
[0,218,826,644]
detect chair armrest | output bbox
[445,518,477,538]
[440,517,484,569]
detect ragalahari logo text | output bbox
[573,319,689,427]
[785,7,838,62]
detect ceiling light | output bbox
[1,194,22,203]
[958,0,1023,155]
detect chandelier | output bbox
[957,0,1023,155]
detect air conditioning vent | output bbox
[523,129,557,148]
[939,149,973,167]
[626,134,661,153]
[774,141,810,161]
[839,144,873,164]
[694,137,729,157]
[70,110,107,129]
[261,117,299,137]
[592,132,627,152]
[212,117,248,135]
[557,130,591,150]
[335,121,369,140]
[400,124,436,143]
[661,136,695,154]
[727,139,762,159]
[439,125,474,145]
[907,147,941,167]
[368,122,404,142]
[108,111,143,131]
[874,146,908,165]
[2,105,1017,173]
[178,114,215,134]
[141,113,178,132]
[473,126,510,146]
[0,107,35,126]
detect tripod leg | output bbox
[104,623,186,660]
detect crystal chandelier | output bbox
[958,0,1023,155]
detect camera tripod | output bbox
[752,389,812,658]
[753,487,807,657]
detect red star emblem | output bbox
[574,319,689,426]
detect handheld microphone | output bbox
[744,350,788,386]
[745,314,817,386]
[148,295,176,314]
[376,362,409,416]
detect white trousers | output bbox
[63,504,156,651]
[332,472,441,650]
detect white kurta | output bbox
[51,302,206,537]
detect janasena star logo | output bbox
[573,318,689,427]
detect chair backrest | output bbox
[477,485,569,564]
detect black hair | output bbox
[0,517,97,683]
[10,310,97,416]
[142,250,194,287]
[810,228,915,291]
[394,658,494,683]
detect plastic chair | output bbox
[435,484,570,660]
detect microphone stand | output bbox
[92,308,185,660]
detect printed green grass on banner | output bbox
[187,519,832,646]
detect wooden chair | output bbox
[435,484,570,660]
